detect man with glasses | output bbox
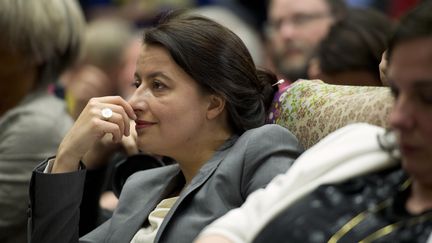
[266,0,347,83]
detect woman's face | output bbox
[388,37,432,185]
[128,44,212,159]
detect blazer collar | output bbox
[107,164,182,243]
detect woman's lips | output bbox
[135,120,157,129]
[400,144,419,156]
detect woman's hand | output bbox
[52,96,136,173]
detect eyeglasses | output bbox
[266,12,331,34]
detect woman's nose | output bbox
[127,88,151,113]
[389,94,415,132]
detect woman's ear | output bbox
[206,94,225,120]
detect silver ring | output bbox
[101,108,113,121]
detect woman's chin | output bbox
[401,157,432,182]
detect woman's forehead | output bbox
[136,45,174,72]
[388,38,432,83]
[138,45,171,62]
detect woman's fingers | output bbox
[122,121,139,155]
[95,96,136,120]
[104,104,131,137]
[98,120,123,143]
[87,97,134,137]
[93,106,126,137]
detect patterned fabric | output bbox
[268,80,393,148]
[253,167,432,243]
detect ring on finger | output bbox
[101,108,113,121]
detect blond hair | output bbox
[0,0,85,85]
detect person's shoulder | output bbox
[232,124,302,156]
[25,92,71,119]
[243,124,292,137]
[3,92,70,121]
[239,124,297,143]
[29,92,71,122]
[0,92,72,152]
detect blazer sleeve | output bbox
[28,159,86,243]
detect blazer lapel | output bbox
[106,165,183,243]
[154,135,238,242]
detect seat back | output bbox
[268,80,393,149]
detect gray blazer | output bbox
[28,124,303,243]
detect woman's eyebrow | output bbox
[134,72,140,79]
[145,71,172,81]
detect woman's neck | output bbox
[176,130,232,185]
[406,179,432,214]
[176,143,225,184]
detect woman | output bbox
[196,3,432,242]
[0,0,84,242]
[28,11,303,243]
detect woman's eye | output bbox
[152,80,166,90]
[390,86,399,99]
[414,86,432,105]
[419,92,432,105]
[133,79,141,88]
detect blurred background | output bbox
[78,0,422,30]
